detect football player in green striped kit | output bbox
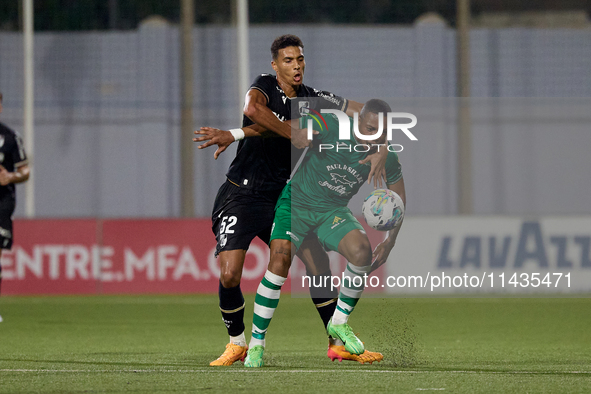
[244,99,406,367]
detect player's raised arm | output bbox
[194,119,310,159]
[243,89,291,138]
[244,89,310,149]
[0,164,30,186]
[371,177,406,271]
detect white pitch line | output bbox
[0,369,590,374]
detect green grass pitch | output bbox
[1,295,590,393]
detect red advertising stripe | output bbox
[1,219,99,295]
[98,219,271,294]
[1,219,386,295]
[1,219,272,295]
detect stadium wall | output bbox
[0,25,590,218]
[1,218,383,296]
[388,216,591,295]
[2,217,589,296]
[1,218,271,295]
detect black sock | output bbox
[218,281,245,337]
[308,270,338,330]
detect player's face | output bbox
[356,112,387,145]
[272,46,305,87]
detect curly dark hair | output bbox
[271,34,304,59]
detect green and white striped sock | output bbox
[250,270,286,348]
[332,263,372,325]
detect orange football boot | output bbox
[210,343,248,366]
[327,344,384,364]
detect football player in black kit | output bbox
[195,35,386,366]
[0,91,31,323]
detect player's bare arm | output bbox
[195,119,313,160]
[243,89,290,138]
[244,89,310,149]
[0,164,30,186]
[371,177,406,270]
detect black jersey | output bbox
[0,122,28,202]
[225,74,348,191]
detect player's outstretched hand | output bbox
[193,127,234,160]
[360,147,387,188]
[0,165,11,186]
[371,240,395,272]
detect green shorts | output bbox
[270,184,364,252]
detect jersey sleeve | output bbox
[11,131,28,167]
[385,151,402,185]
[248,74,276,103]
[309,88,348,113]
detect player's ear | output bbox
[271,60,278,72]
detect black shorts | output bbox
[0,199,15,250]
[211,180,283,256]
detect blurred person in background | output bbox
[0,91,31,323]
